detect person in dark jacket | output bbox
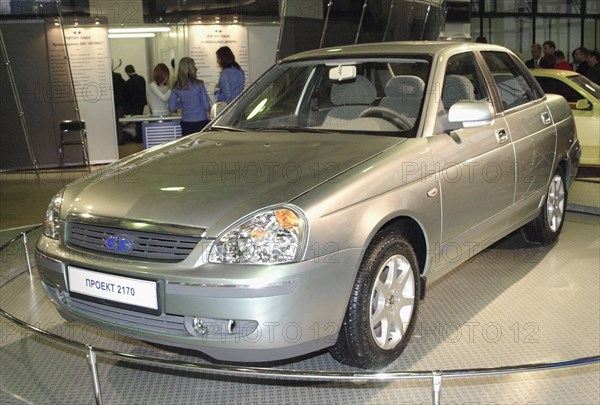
[586,50,600,85]
[123,65,147,141]
[572,47,590,76]
[124,64,147,115]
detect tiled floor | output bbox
[0,162,598,404]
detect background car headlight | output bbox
[208,206,307,264]
[43,189,64,239]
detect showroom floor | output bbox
[0,166,598,404]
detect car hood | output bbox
[63,131,404,234]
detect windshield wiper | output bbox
[254,126,336,133]
[207,125,249,132]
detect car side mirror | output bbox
[575,99,592,111]
[448,101,494,128]
[210,101,228,120]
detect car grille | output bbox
[67,222,202,262]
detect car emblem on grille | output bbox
[104,235,134,254]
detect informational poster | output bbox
[47,24,118,164]
[188,25,250,101]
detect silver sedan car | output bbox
[36,42,580,369]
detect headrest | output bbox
[385,75,425,98]
[330,75,377,105]
[443,75,475,109]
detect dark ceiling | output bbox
[145,0,282,23]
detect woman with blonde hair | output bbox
[168,57,212,135]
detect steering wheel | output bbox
[358,106,412,130]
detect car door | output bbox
[535,74,600,166]
[480,51,557,223]
[427,51,516,272]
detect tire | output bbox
[330,230,420,369]
[521,167,567,245]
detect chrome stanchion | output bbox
[21,232,33,279]
[86,346,103,405]
[432,371,442,405]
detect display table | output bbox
[119,115,182,149]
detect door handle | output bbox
[495,129,508,144]
[541,112,552,125]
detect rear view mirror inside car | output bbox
[329,65,357,81]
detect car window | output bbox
[569,75,600,100]
[436,52,490,132]
[482,51,538,110]
[535,76,584,103]
[213,57,432,136]
[441,52,490,111]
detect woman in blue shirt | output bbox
[168,57,212,136]
[215,46,245,104]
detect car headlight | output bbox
[208,206,307,264]
[43,189,65,239]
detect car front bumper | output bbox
[35,235,363,362]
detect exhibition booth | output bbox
[0,16,279,171]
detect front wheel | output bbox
[330,230,420,369]
[521,167,567,245]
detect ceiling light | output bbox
[108,33,156,38]
[108,27,171,34]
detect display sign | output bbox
[188,25,250,101]
[68,266,158,310]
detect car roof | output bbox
[281,41,513,62]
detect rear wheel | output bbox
[521,167,567,245]
[330,230,420,369]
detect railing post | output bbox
[86,346,103,405]
[432,370,442,405]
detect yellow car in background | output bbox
[533,69,600,166]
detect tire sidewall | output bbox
[541,167,567,241]
[345,231,420,368]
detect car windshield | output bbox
[211,56,431,136]
[569,74,600,100]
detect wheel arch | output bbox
[368,215,429,299]
[558,157,571,189]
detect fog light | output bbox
[57,289,68,304]
[192,317,207,335]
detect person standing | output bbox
[553,50,573,71]
[124,65,147,141]
[123,64,147,115]
[572,47,590,76]
[215,46,245,104]
[146,63,171,117]
[586,50,600,85]
[525,44,543,68]
[539,40,556,68]
[168,57,212,136]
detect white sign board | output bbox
[68,266,158,310]
[188,25,250,101]
[47,25,118,164]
